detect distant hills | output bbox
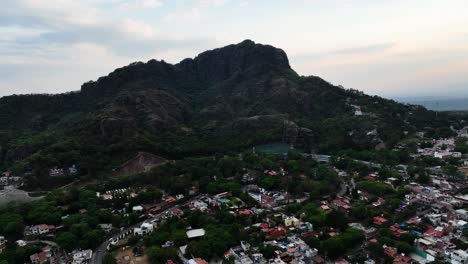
[0,40,465,179]
[397,97,468,111]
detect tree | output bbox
[259,244,276,259]
[103,253,116,264]
[321,237,345,259]
[320,228,364,259]
[171,229,186,247]
[326,210,348,230]
[304,236,320,250]
[379,228,393,238]
[146,246,178,264]
[56,232,77,251]
[80,230,104,249]
[395,241,412,254]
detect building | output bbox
[98,223,113,232]
[186,228,206,239]
[49,168,65,177]
[29,224,55,235]
[134,222,154,236]
[284,216,300,227]
[132,205,144,213]
[373,216,388,225]
[30,252,48,264]
[72,249,93,264]
[0,236,6,253]
[30,246,53,264]
[451,249,468,264]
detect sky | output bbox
[1,0,468,98]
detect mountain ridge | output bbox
[0,40,462,185]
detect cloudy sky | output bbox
[1,0,468,98]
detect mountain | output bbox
[0,40,462,183]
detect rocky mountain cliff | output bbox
[0,40,459,176]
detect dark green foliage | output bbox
[321,228,364,259]
[146,246,179,264]
[1,41,464,189]
[356,181,394,196]
[56,232,77,251]
[103,253,117,264]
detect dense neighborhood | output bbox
[0,123,467,264]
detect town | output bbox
[0,126,467,264]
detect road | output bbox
[26,240,59,247]
[91,195,200,264]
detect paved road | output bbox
[26,240,59,247]
[91,195,200,264]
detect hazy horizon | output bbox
[1,0,468,98]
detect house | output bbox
[423,226,444,238]
[456,209,468,220]
[132,205,144,213]
[30,246,53,264]
[98,223,113,232]
[187,258,209,264]
[49,168,65,177]
[238,209,252,216]
[30,252,48,264]
[214,192,232,199]
[16,240,27,247]
[320,205,332,212]
[260,195,276,208]
[134,222,154,236]
[264,226,286,240]
[405,217,421,225]
[72,249,93,264]
[172,208,184,218]
[68,165,78,175]
[186,228,206,239]
[383,246,397,258]
[190,200,208,212]
[373,216,388,225]
[0,236,6,253]
[165,196,176,204]
[434,151,452,159]
[284,216,300,227]
[372,197,385,207]
[332,199,351,210]
[390,224,408,237]
[451,249,468,264]
[393,254,411,264]
[30,224,55,235]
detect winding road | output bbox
[91,195,200,264]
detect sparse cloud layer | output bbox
[1,0,468,97]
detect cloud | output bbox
[292,42,396,62]
[0,0,218,96]
[1,0,213,57]
[118,0,163,9]
[198,0,230,7]
[163,7,202,23]
[331,42,396,55]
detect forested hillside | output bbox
[0,40,463,180]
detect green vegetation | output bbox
[0,41,466,192]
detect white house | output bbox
[72,249,93,264]
[132,205,144,213]
[134,222,154,236]
[186,228,205,239]
[451,249,468,264]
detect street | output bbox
[91,195,200,264]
